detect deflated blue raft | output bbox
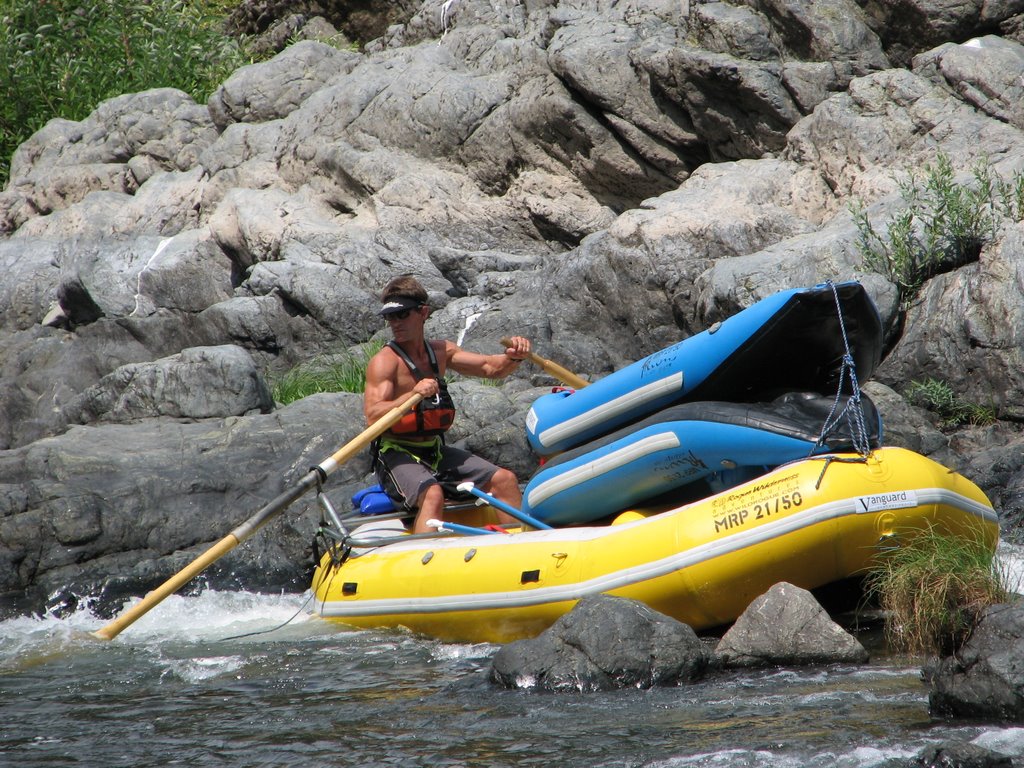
[522,391,883,526]
[525,281,883,456]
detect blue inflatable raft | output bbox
[522,391,882,526]
[525,281,882,455]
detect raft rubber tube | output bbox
[525,281,883,455]
[312,447,997,644]
[522,392,883,525]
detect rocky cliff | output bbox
[3,0,1024,616]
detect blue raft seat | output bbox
[350,485,399,516]
[348,485,484,518]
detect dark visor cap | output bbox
[379,296,424,316]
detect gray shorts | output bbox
[375,442,498,510]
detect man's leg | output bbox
[483,467,521,527]
[376,449,442,533]
[434,446,524,528]
[412,483,444,534]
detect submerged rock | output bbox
[490,594,713,691]
[879,740,1018,767]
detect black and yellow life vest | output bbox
[386,340,457,437]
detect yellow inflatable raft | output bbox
[311,447,998,643]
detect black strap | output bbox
[387,340,441,380]
[384,340,456,438]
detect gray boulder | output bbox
[1,89,216,234]
[955,428,1024,543]
[0,393,369,614]
[0,239,63,332]
[207,40,360,130]
[490,594,714,691]
[3,0,1024,617]
[14,168,208,240]
[0,379,537,614]
[929,602,1024,720]
[864,0,1024,66]
[875,223,1024,422]
[861,381,958,468]
[714,582,870,667]
[914,36,1024,130]
[914,742,1016,767]
[62,345,273,424]
[56,229,233,324]
[749,0,889,71]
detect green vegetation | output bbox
[853,153,1024,307]
[904,377,997,429]
[864,524,1010,656]
[271,341,385,405]
[1,0,251,185]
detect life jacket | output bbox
[386,340,457,437]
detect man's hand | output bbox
[413,378,440,398]
[504,336,531,361]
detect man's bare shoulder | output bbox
[367,345,401,375]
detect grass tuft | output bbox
[864,523,1010,656]
[271,341,384,405]
[904,378,997,429]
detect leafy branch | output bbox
[852,153,1024,307]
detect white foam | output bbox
[973,727,1024,755]
[999,541,1024,595]
[0,589,321,659]
[161,654,246,683]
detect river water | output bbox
[5,547,1024,767]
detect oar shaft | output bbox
[427,519,497,536]
[456,482,552,530]
[92,393,423,641]
[91,533,240,641]
[500,337,589,389]
[317,393,423,477]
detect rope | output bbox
[218,589,316,642]
[814,280,873,459]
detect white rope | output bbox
[816,280,873,458]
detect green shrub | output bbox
[853,153,1024,307]
[271,341,384,405]
[1,0,250,185]
[864,523,1009,656]
[904,377,996,429]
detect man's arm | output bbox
[446,336,530,380]
[364,350,439,426]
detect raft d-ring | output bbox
[551,552,568,567]
[422,551,434,565]
[875,511,897,538]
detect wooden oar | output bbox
[500,337,589,389]
[91,392,424,641]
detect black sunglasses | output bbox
[385,307,420,321]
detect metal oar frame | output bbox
[312,488,494,567]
